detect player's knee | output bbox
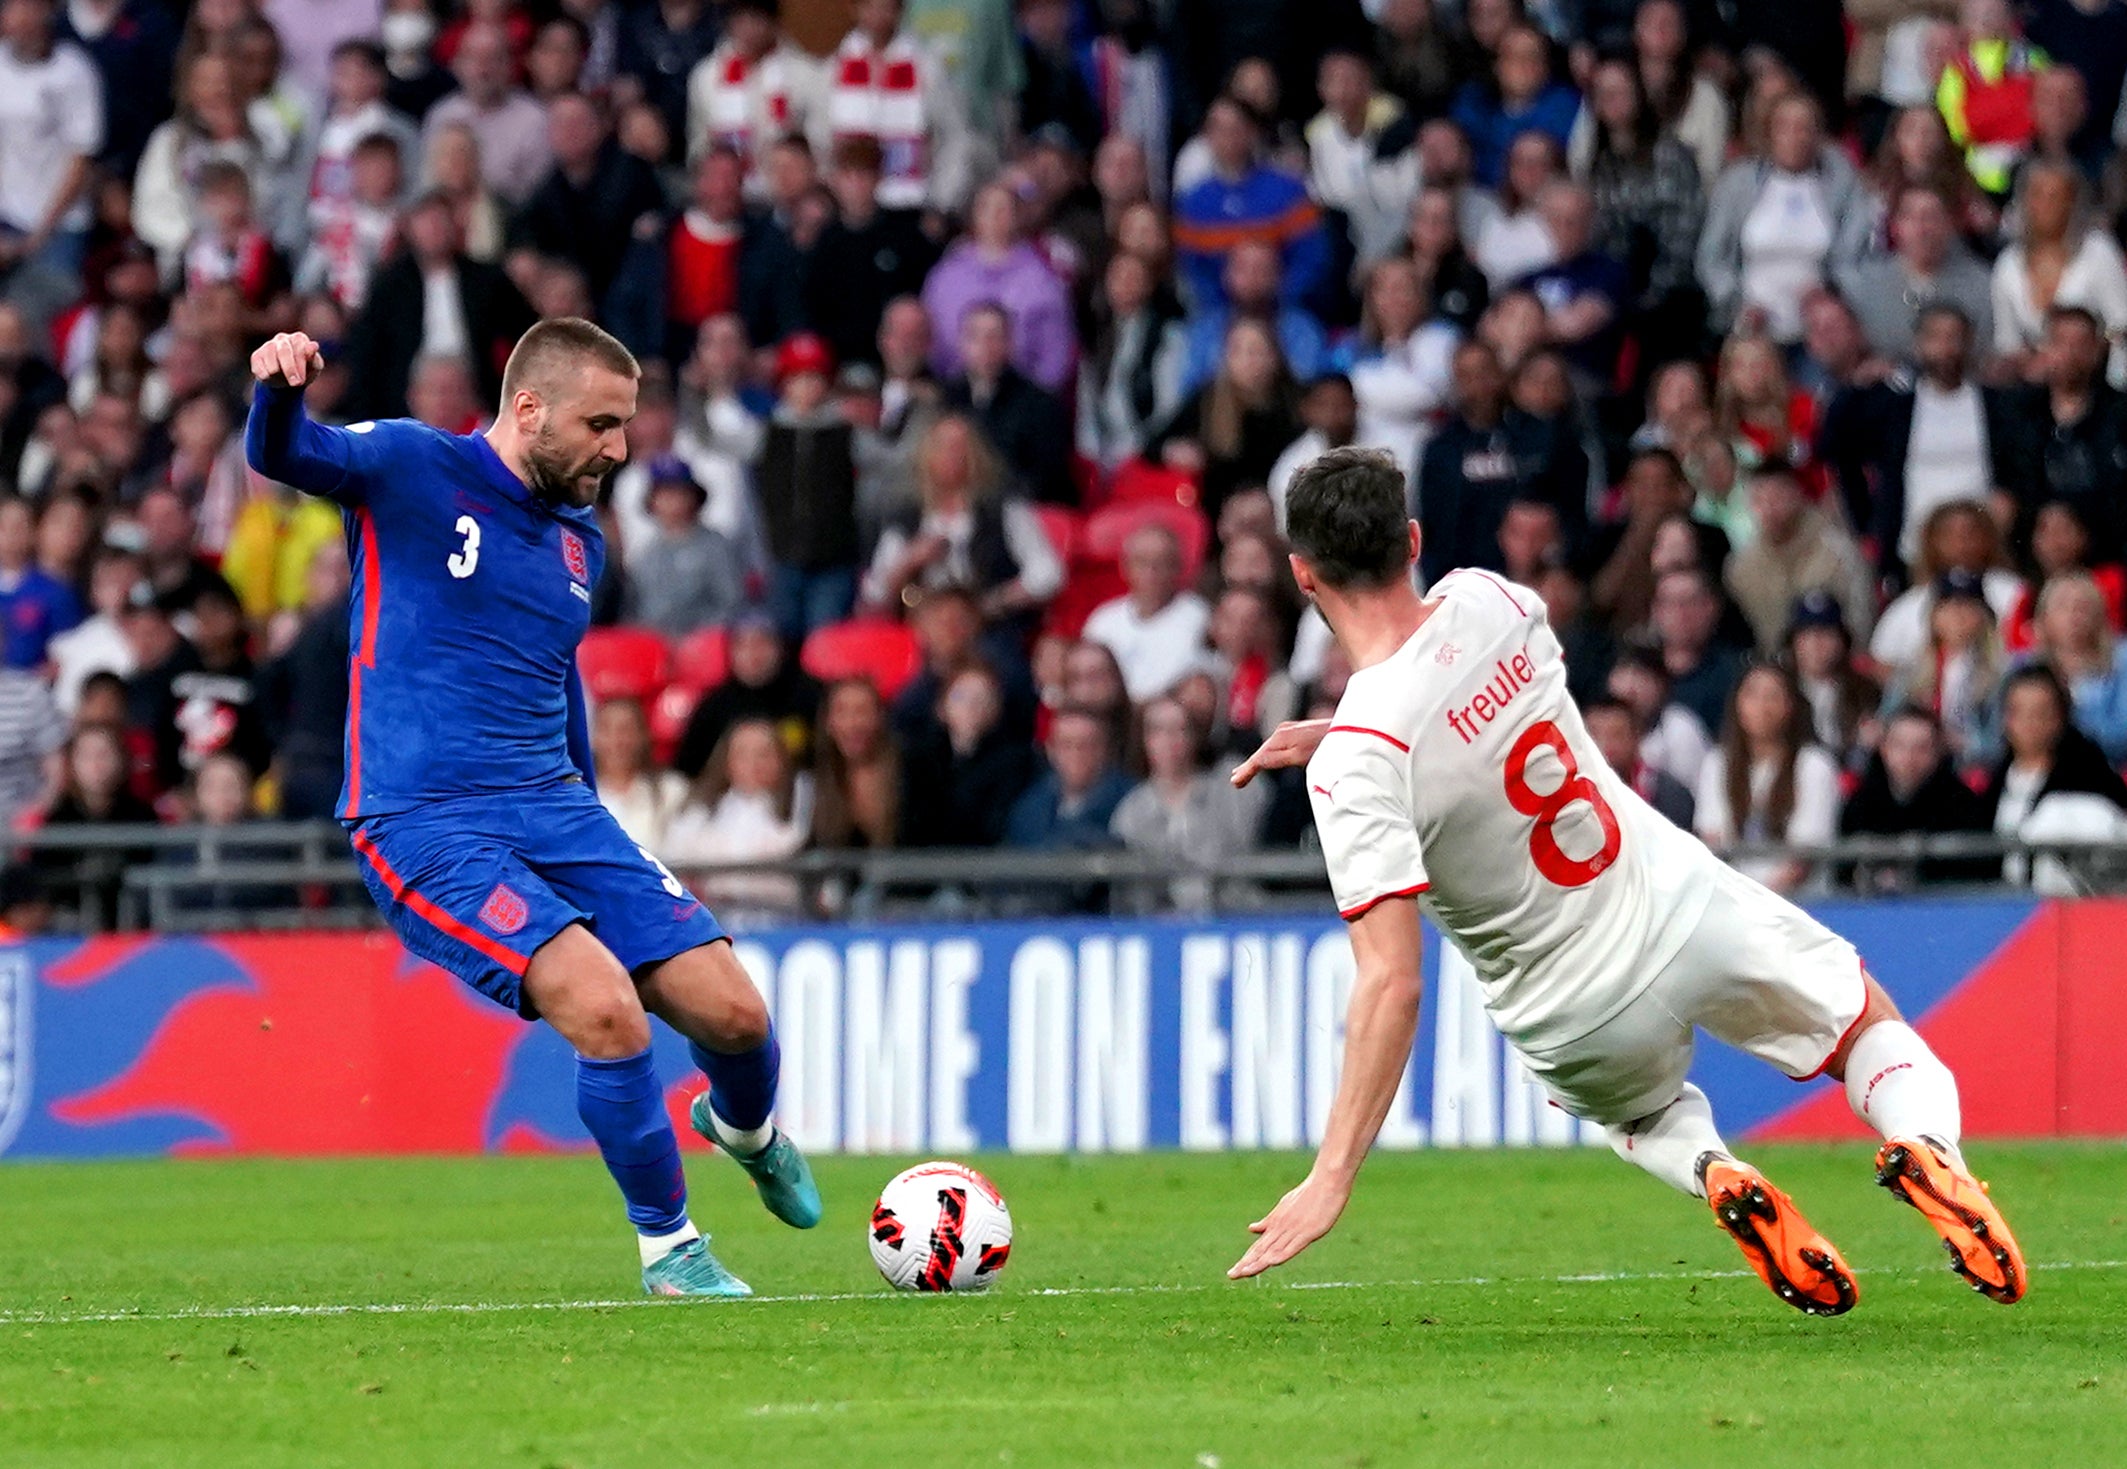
[715,982,771,1050]
[573,991,654,1057]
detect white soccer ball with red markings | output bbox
[868,1161,1014,1292]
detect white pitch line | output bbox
[3,1260,2121,1328]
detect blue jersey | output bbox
[244,382,602,820]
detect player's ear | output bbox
[1288,551,1315,600]
[1407,520,1422,566]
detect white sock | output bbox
[704,1107,774,1158]
[1605,1084,1732,1199]
[1843,1021,1964,1168]
[637,1219,700,1268]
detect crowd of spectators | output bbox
[8,0,2127,923]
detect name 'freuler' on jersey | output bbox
[1306,569,1716,1053]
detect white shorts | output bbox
[1513,862,1869,1126]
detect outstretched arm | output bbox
[1229,895,1424,1279]
[1228,719,1332,789]
[243,331,367,501]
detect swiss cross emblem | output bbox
[560,529,588,584]
[1435,643,1461,666]
[479,883,528,935]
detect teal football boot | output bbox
[690,1093,823,1229]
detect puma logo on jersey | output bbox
[1310,780,1341,802]
[1445,644,1537,745]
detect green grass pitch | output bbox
[1,1144,2122,1467]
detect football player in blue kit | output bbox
[244,319,818,1298]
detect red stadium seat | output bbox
[577,626,672,703]
[671,626,730,691]
[1082,499,1210,583]
[1043,561,1127,639]
[1107,458,1201,509]
[801,619,924,699]
[1032,504,1081,565]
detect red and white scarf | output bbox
[827,30,931,210]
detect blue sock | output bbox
[576,1047,689,1235]
[690,1029,780,1134]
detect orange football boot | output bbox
[1702,1156,1859,1317]
[1875,1137,2027,1304]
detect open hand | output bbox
[251,331,325,389]
[1228,1172,1350,1279]
[1229,719,1332,789]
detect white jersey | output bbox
[1308,569,1719,1050]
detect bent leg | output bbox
[1823,976,1965,1164]
[639,940,779,1152]
[1606,1084,1731,1199]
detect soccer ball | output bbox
[868,1161,1013,1292]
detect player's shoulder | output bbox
[1431,568,1547,625]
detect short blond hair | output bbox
[499,317,639,403]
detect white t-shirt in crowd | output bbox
[1083,591,1211,701]
[1902,381,1990,565]
[1739,172,1835,342]
[1692,744,1841,889]
[0,40,104,234]
[1869,568,2022,671]
[1306,569,1715,1050]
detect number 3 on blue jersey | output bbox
[448,515,481,578]
[637,844,685,898]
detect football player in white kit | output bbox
[1226,448,2025,1315]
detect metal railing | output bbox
[8,821,2127,933]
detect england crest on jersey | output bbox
[0,949,31,1157]
[560,529,588,584]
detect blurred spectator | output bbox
[1473,130,1564,288]
[900,661,1038,848]
[67,300,164,417]
[664,715,812,915]
[807,138,940,372]
[1608,641,1710,792]
[593,695,688,849]
[1015,0,1100,155]
[61,0,176,179]
[1982,663,2127,885]
[1339,254,1454,481]
[1516,180,1628,390]
[1078,248,1186,471]
[420,122,506,263]
[615,0,718,148]
[254,538,349,820]
[1200,583,1293,755]
[1571,54,1704,368]
[1724,461,1874,655]
[1418,339,1582,586]
[1172,96,1331,317]
[1374,0,1456,122]
[1783,591,1883,772]
[2031,0,2127,174]
[684,0,801,190]
[1697,93,1864,344]
[1820,303,2016,586]
[38,721,155,925]
[1936,0,2046,196]
[864,412,1061,635]
[819,0,973,213]
[1150,316,1302,518]
[756,332,860,642]
[1652,566,1748,732]
[810,677,902,851]
[1871,501,2023,670]
[49,547,137,715]
[1402,182,1489,334]
[380,0,455,120]
[1843,187,1994,365]
[1991,162,2127,374]
[525,16,589,104]
[1997,305,2127,564]
[2002,500,2127,653]
[306,40,419,222]
[923,180,1075,393]
[405,352,482,432]
[1850,105,1987,261]
[1306,47,1419,271]
[1695,661,1839,895]
[1582,692,1693,829]
[2025,571,2127,763]
[1712,333,1821,500]
[299,133,406,310]
[1110,693,1265,913]
[1450,23,1578,188]
[942,300,1073,504]
[1268,371,1359,518]
[422,22,552,207]
[1840,705,1995,892]
[1792,287,1890,407]
[1083,522,1211,703]
[1005,701,1130,849]
[0,646,61,828]
[511,92,666,305]
[623,457,745,637]
[891,582,1037,747]
[1181,238,1327,397]
[1879,568,2008,765]
[0,0,104,324]
[0,494,81,666]
[343,190,534,421]
[134,50,296,278]
[876,294,941,444]
[673,613,821,780]
[172,575,266,776]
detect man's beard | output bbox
[525,438,611,508]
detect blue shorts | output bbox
[347,778,725,1017]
